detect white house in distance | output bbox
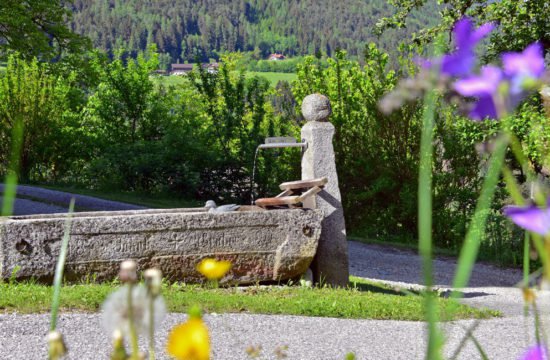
[268,53,285,61]
[170,63,194,75]
[170,63,220,75]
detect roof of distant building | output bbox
[268,53,285,60]
[171,63,194,71]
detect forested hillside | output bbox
[69,0,439,63]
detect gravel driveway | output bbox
[0,184,145,215]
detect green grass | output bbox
[151,74,188,87]
[33,184,201,209]
[0,277,499,320]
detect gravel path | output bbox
[0,241,544,359]
[0,312,542,360]
[0,184,145,215]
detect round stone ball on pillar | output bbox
[300,93,349,287]
[302,93,332,122]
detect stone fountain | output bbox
[0,94,348,286]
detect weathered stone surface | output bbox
[301,94,332,122]
[0,208,323,284]
[301,96,349,287]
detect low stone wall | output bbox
[0,208,323,284]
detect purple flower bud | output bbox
[503,201,550,236]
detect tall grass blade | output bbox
[452,135,508,290]
[449,321,481,360]
[50,198,76,331]
[469,333,491,360]
[1,117,24,217]
[418,89,443,360]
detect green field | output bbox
[152,71,296,88]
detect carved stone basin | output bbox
[0,208,323,284]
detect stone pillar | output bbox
[301,94,349,287]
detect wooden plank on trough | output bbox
[298,186,322,202]
[279,177,328,190]
[276,189,294,198]
[255,196,301,207]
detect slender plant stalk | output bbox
[449,321,481,360]
[1,117,24,217]
[524,232,530,288]
[149,297,155,360]
[127,284,140,358]
[501,166,530,294]
[452,135,508,291]
[50,198,75,331]
[418,89,443,360]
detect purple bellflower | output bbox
[503,42,546,106]
[503,200,550,236]
[519,345,548,360]
[439,19,495,77]
[453,42,545,120]
[454,66,503,119]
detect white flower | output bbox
[101,284,166,337]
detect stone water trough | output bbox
[0,207,323,283]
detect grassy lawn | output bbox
[34,184,201,209]
[0,276,498,320]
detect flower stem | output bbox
[50,199,75,332]
[452,134,508,290]
[418,89,443,360]
[127,284,140,358]
[148,296,155,360]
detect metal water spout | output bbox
[251,137,307,204]
[257,136,308,150]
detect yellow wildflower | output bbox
[522,287,536,304]
[166,317,210,360]
[196,258,231,280]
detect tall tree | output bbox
[377,0,550,58]
[0,0,88,59]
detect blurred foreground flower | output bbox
[110,329,128,360]
[380,17,547,121]
[520,344,548,360]
[424,18,494,77]
[503,201,550,236]
[144,268,163,297]
[101,284,167,338]
[454,43,545,120]
[196,258,231,280]
[166,309,210,360]
[47,330,67,360]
